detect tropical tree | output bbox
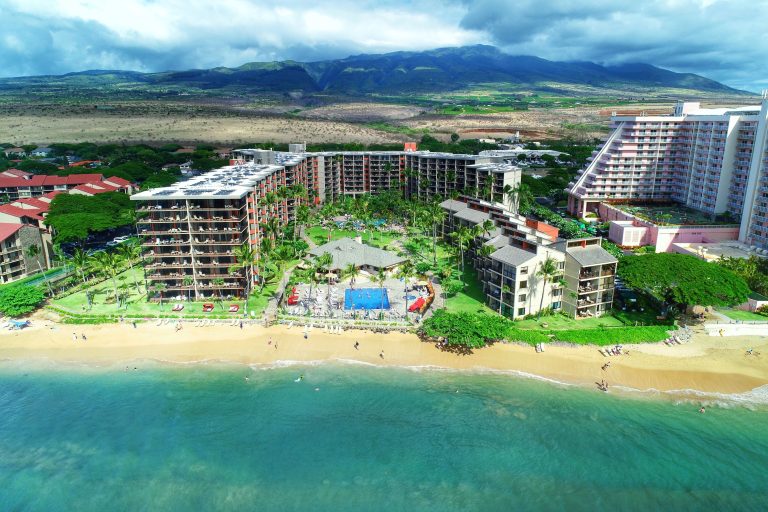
[182,275,194,302]
[374,268,388,310]
[618,253,750,310]
[496,284,511,315]
[344,263,360,289]
[451,225,474,274]
[116,240,142,293]
[153,281,167,310]
[426,203,446,265]
[229,243,256,310]
[483,174,495,202]
[535,256,561,319]
[294,204,311,243]
[70,247,91,286]
[395,261,415,316]
[25,245,53,296]
[93,251,122,308]
[211,277,226,310]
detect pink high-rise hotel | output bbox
[567,96,768,251]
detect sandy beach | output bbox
[1,318,766,398]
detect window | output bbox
[518,294,527,302]
[552,289,562,297]
[520,267,528,275]
[517,308,526,316]
[519,281,527,289]
[552,301,561,310]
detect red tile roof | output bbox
[71,182,119,195]
[2,169,32,178]
[0,204,43,221]
[68,160,101,167]
[0,223,23,242]
[103,176,131,187]
[40,191,64,201]
[12,197,50,213]
[0,173,104,188]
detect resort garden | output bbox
[4,183,764,346]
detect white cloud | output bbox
[0,0,763,90]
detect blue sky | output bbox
[0,0,765,91]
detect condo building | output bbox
[567,96,768,251]
[132,145,530,302]
[441,197,617,319]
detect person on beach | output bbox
[81,333,87,341]
[72,332,77,342]
[268,337,272,345]
[699,406,706,413]
[602,362,610,371]
[132,321,137,329]
[239,321,243,330]
[379,350,384,359]
[354,341,359,350]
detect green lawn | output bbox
[513,314,626,330]
[444,267,495,314]
[306,226,402,250]
[50,267,275,320]
[718,308,768,321]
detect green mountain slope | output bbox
[0,45,752,97]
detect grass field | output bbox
[50,267,275,319]
[306,226,402,250]
[718,308,768,321]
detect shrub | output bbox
[552,326,671,346]
[0,285,46,317]
[506,328,549,344]
[421,310,511,348]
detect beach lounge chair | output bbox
[228,304,240,313]
[202,303,214,313]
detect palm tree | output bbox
[344,263,360,289]
[294,204,310,243]
[535,256,561,319]
[483,174,494,201]
[93,251,121,308]
[481,219,495,238]
[427,203,446,265]
[70,247,90,286]
[211,277,226,310]
[499,284,512,315]
[395,261,415,316]
[516,183,534,215]
[374,268,388,310]
[313,252,334,305]
[26,245,53,296]
[153,282,167,310]
[182,275,194,302]
[229,243,256,309]
[452,225,475,280]
[116,241,142,293]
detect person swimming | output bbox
[294,374,304,383]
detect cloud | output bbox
[0,0,764,91]
[459,0,768,91]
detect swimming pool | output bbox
[345,288,390,310]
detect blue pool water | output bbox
[0,363,767,511]
[345,288,390,310]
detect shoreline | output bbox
[1,317,766,403]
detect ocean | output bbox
[0,361,766,511]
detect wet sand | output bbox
[1,319,766,397]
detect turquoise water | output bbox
[0,362,767,511]
[345,288,390,310]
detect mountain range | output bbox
[0,45,751,97]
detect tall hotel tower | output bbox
[567,96,768,251]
